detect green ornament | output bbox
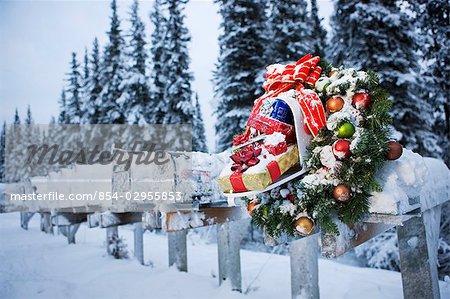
[337,122,355,138]
[262,205,269,217]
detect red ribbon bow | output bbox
[230,145,262,173]
[249,54,327,137]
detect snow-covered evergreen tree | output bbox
[0,121,6,182]
[414,0,449,164]
[99,0,127,124]
[160,0,195,125]
[82,38,103,124]
[58,89,69,124]
[66,52,83,124]
[310,0,327,58]
[13,109,20,125]
[149,0,167,124]
[192,93,208,152]
[82,47,90,86]
[328,0,432,157]
[4,110,21,182]
[213,0,267,152]
[266,0,310,63]
[121,0,151,124]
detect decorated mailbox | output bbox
[218,54,326,195]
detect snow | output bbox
[263,132,285,146]
[369,150,449,214]
[1,212,449,299]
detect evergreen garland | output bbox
[248,65,393,236]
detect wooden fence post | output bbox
[290,233,320,299]
[40,212,53,234]
[217,219,250,292]
[20,212,34,230]
[397,209,441,299]
[134,222,144,265]
[168,230,188,272]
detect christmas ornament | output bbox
[280,188,290,198]
[247,201,257,216]
[386,141,403,160]
[337,122,355,138]
[332,139,351,159]
[294,213,315,236]
[332,184,351,203]
[326,96,344,113]
[352,92,371,110]
[262,205,269,217]
[328,69,337,77]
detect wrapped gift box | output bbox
[218,144,299,193]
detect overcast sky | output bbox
[0,0,333,150]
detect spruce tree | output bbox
[25,105,33,125]
[99,0,126,124]
[0,122,6,182]
[14,109,20,125]
[214,0,267,152]
[149,0,167,124]
[83,38,103,124]
[415,0,449,164]
[66,52,83,124]
[58,89,69,124]
[328,0,429,155]
[83,47,90,85]
[160,0,195,125]
[310,0,327,58]
[121,0,151,124]
[192,93,208,152]
[266,0,310,63]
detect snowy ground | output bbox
[0,212,449,299]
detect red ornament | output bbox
[332,139,351,159]
[287,194,295,204]
[352,92,371,110]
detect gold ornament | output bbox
[294,213,315,236]
[247,201,257,216]
[326,96,345,113]
[332,184,351,203]
[328,69,337,78]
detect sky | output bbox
[0,0,333,151]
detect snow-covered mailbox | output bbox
[213,54,450,298]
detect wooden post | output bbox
[290,233,320,299]
[40,212,53,234]
[106,226,119,255]
[217,219,249,292]
[134,222,144,265]
[20,212,34,230]
[168,230,187,272]
[67,223,80,244]
[397,211,441,299]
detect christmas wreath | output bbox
[218,54,403,237]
